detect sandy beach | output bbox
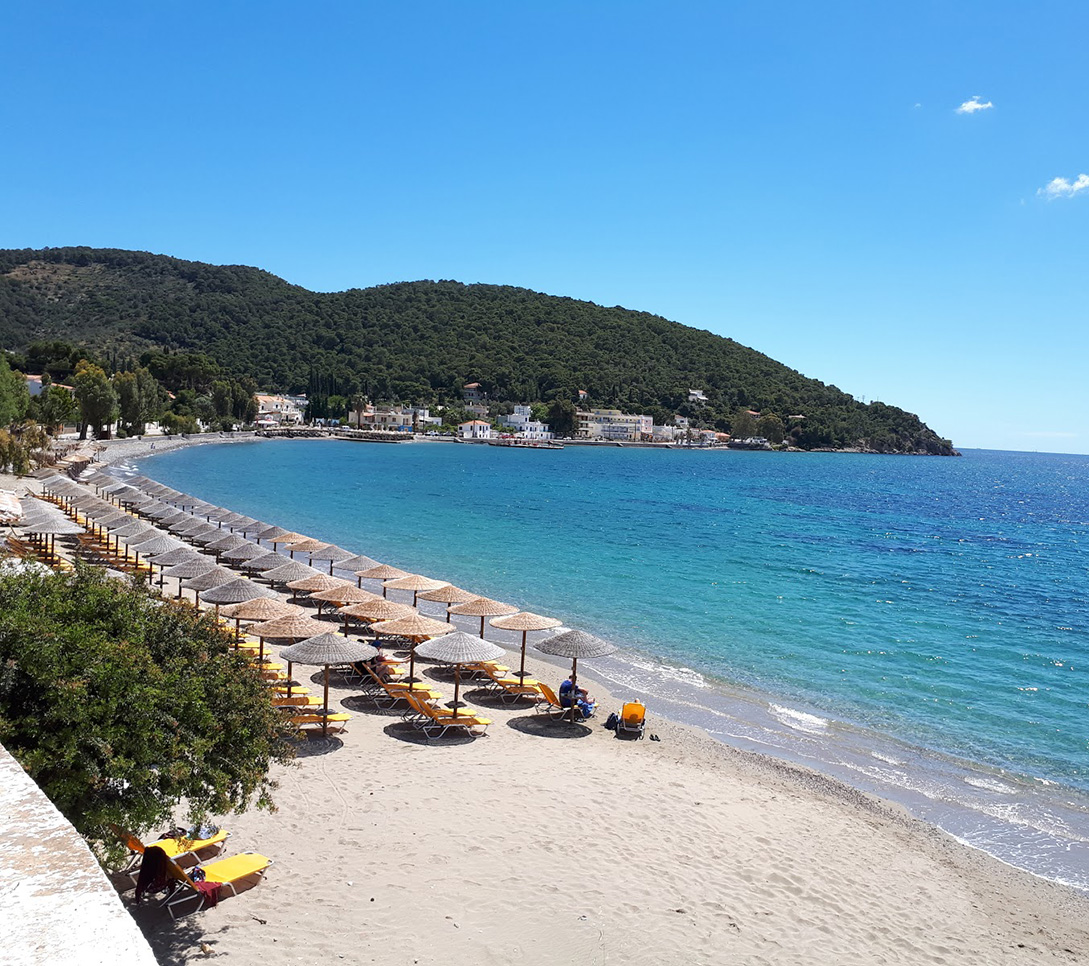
[6,449,1089,965]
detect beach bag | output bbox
[604,711,619,730]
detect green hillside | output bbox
[0,247,955,453]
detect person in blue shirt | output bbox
[558,676,596,718]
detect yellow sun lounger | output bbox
[118,827,230,886]
[162,849,274,919]
[617,701,647,738]
[404,692,491,738]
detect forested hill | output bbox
[0,247,955,453]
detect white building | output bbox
[688,389,708,404]
[500,405,553,440]
[576,409,653,441]
[458,419,493,440]
[255,394,304,427]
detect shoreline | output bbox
[10,453,1087,962]
[106,437,1089,895]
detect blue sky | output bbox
[2,2,1087,453]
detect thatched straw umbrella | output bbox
[338,599,414,636]
[181,565,237,606]
[254,524,289,545]
[448,597,519,639]
[248,613,335,698]
[286,573,350,605]
[263,560,321,588]
[355,564,410,596]
[219,542,269,565]
[309,583,380,618]
[204,533,249,558]
[416,584,479,619]
[338,555,380,584]
[278,633,378,736]
[239,552,292,574]
[220,597,302,657]
[369,614,456,682]
[535,629,617,722]
[383,574,447,607]
[270,531,308,548]
[308,544,355,575]
[489,611,564,680]
[282,536,327,560]
[415,631,505,717]
[198,577,276,617]
[162,557,220,598]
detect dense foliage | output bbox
[0,247,955,453]
[0,565,295,863]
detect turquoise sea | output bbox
[131,440,1089,890]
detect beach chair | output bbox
[290,710,351,734]
[476,664,541,704]
[159,848,274,919]
[118,827,230,887]
[533,683,567,717]
[403,692,491,738]
[617,701,646,738]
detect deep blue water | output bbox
[133,440,1089,889]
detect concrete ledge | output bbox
[0,743,157,966]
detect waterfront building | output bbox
[576,409,653,441]
[458,419,493,440]
[500,405,553,440]
[255,394,304,428]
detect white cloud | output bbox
[956,96,993,114]
[1038,174,1089,200]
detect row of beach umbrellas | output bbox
[36,470,620,732]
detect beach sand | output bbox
[8,452,1089,965]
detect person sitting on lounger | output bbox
[559,676,595,718]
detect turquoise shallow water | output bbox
[132,440,1089,888]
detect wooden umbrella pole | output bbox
[322,665,330,737]
[569,657,579,723]
[452,666,461,719]
[518,630,528,680]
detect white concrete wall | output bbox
[0,743,157,966]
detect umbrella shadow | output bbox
[462,686,536,709]
[382,720,479,747]
[342,693,404,718]
[507,714,593,739]
[291,735,345,756]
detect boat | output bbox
[487,438,565,450]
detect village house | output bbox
[458,419,493,440]
[255,394,304,428]
[499,405,553,440]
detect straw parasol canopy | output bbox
[490,611,564,680]
[239,552,292,573]
[415,584,479,619]
[308,544,355,574]
[199,578,277,607]
[278,633,378,736]
[536,629,617,721]
[448,596,519,638]
[383,574,448,607]
[415,631,505,717]
[338,598,415,632]
[219,542,269,563]
[263,560,321,586]
[182,566,237,591]
[270,530,308,546]
[184,523,224,544]
[143,546,203,567]
[221,597,302,622]
[161,557,220,597]
[370,613,457,680]
[254,524,289,543]
[220,597,302,648]
[287,573,350,596]
[356,563,409,595]
[205,533,249,554]
[338,554,380,580]
[284,537,329,554]
[309,584,380,612]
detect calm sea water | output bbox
[132,440,1089,890]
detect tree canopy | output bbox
[0,564,295,864]
[0,247,956,453]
